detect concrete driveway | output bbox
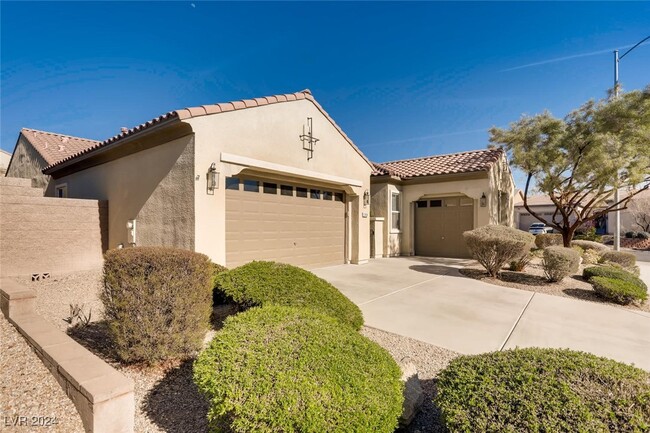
[313,257,650,371]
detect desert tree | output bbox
[489,86,650,247]
[628,195,650,232]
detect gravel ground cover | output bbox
[0,316,84,433]
[9,270,462,433]
[460,258,650,313]
[362,327,460,433]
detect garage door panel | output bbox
[226,178,345,269]
[415,197,473,258]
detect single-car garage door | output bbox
[225,176,346,269]
[414,196,473,258]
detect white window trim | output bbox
[390,191,401,234]
[55,183,68,198]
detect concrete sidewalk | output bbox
[314,257,650,370]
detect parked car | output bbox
[528,222,553,235]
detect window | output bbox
[296,187,308,198]
[416,200,427,208]
[281,185,293,196]
[55,184,68,198]
[334,192,344,202]
[225,177,240,190]
[391,192,401,231]
[430,199,442,207]
[323,191,333,201]
[243,180,259,192]
[263,182,277,194]
[310,189,321,199]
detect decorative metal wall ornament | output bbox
[300,117,319,160]
[363,190,370,207]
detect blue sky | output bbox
[1,2,649,189]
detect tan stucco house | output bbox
[5,89,515,266]
[9,90,373,268]
[370,149,514,258]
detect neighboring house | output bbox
[31,90,373,269]
[370,149,514,258]
[5,128,100,191]
[515,190,650,235]
[0,149,11,175]
[514,195,581,232]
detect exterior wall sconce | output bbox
[363,190,370,207]
[480,193,487,207]
[207,163,219,195]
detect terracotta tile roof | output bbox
[43,89,373,172]
[20,128,100,166]
[372,148,503,179]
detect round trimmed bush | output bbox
[591,276,648,305]
[193,306,403,433]
[600,250,637,269]
[102,247,213,364]
[463,225,535,277]
[638,231,650,240]
[534,233,563,249]
[571,239,609,251]
[543,246,580,282]
[214,261,363,329]
[435,348,650,433]
[626,231,638,239]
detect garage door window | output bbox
[334,192,344,202]
[243,180,259,192]
[391,192,401,231]
[281,185,293,196]
[323,191,333,201]
[430,199,442,207]
[263,183,277,194]
[310,189,321,199]
[225,177,240,190]
[296,187,308,198]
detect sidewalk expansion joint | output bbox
[499,292,535,351]
[358,275,445,306]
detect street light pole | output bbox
[613,49,620,250]
[611,35,649,251]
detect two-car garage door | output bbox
[414,196,473,258]
[225,176,346,269]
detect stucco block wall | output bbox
[188,99,373,266]
[0,182,107,277]
[5,136,49,190]
[47,135,195,250]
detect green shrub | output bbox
[543,246,580,282]
[214,261,363,330]
[583,265,647,290]
[626,231,638,239]
[574,227,602,242]
[435,348,650,433]
[571,239,608,251]
[194,306,403,433]
[591,276,648,305]
[638,231,650,240]
[102,247,213,364]
[534,233,563,249]
[599,250,637,268]
[210,263,229,305]
[463,225,535,278]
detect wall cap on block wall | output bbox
[0,280,135,433]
